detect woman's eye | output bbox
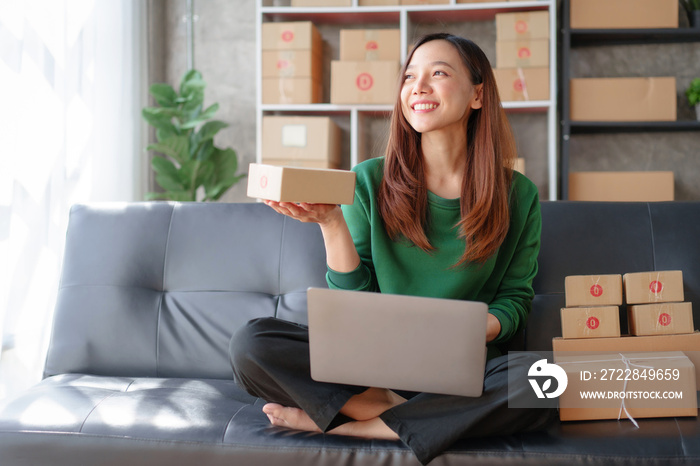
[404,74,414,80]
[434,70,447,76]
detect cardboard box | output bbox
[247,163,356,205]
[261,159,340,170]
[330,61,399,105]
[262,50,322,80]
[568,171,674,202]
[496,39,549,69]
[262,22,322,51]
[555,352,697,422]
[262,77,322,104]
[628,303,694,336]
[624,270,684,304]
[494,67,549,101]
[359,0,399,5]
[292,0,351,5]
[570,0,678,29]
[495,11,549,41]
[569,77,677,122]
[565,274,623,307]
[552,332,700,385]
[340,29,401,62]
[561,306,621,339]
[262,116,341,166]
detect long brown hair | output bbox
[377,33,516,266]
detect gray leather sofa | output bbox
[1,201,699,465]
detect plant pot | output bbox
[690,10,700,28]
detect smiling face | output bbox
[400,39,482,138]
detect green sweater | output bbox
[326,157,542,360]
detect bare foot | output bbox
[329,417,400,440]
[262,403,321,433]
[340,387,407,421]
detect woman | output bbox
[230,33,555,465]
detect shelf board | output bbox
[261,2,548,24]
[261,101,551,114]
[570,28,700,46]
[569,121,700,134]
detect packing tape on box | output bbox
[558,353,689,428]
[516,67,529,101]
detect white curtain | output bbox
[0,0,146,401]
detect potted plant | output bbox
[680,0,700,28]
[142,69,245,201]
[686,78,700,121]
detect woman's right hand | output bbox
[263,200,342,227]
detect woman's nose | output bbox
[413,76,431,94]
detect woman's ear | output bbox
[470,84,483,110]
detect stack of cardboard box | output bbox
[561,274,622,340]
[554,270,699,422]
[330,29,400,105]
[262,22,323,104]
[624,271,694,337]
[493,10,549,103]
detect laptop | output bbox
[307,287,488,397]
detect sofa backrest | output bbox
[44,203,327,380]
[527,201,700,352]
[45,201,700,379]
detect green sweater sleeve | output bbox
[326,165,379,292]
[487,185,542,344]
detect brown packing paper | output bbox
[624,270,684,304]
[565,274,623,307]
[555,352,697,422]
[628,303,694,336]
[247,163,356,205]
[568,171,674,202]
[561,306,621,339]
[552,332,700,385]
[262,116,341,165]
[569,77,677,122]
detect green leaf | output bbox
[195,139,216,162]
[196,120,229,145]
[180,69,203,95]
[146,190,193,202]
[203,147,245,200]
[182,90,205,112]
[180,103,219,130]
[142,107,181,130]
[149,83,178,107]
[195,160,216,187]
[156,126,178,142]
[156,172,186,192]
[147,135,190,165]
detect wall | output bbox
[147,1,700,202]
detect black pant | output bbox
[229,317,556,465]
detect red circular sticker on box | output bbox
[366,40,378,51]
[586,316,600,330]
[260,175,268,189]
[513,79,524,92]
[650,280,663,294]
[277,59,290,69]
[659,312,671,326]
[518,47,531,59]
[590,284,603,297]
[356,73,374,91]
[281,30,294,42]
[515,20,528,34]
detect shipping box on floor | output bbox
[555,352,697,422]
[493,67,549,101]
[628,303,695,336]
[561,306,621,339]
[330,61,399,104]
[624,270,684,304]
[339,29,401,62]
[570,0,678,29]
[565,274,623,307]
[568,171,675,202]
[262,116,341,167]
[496,39,549,69]
[247,163,356,205]
[569,77,677,121]
[552,332,700,385]
[495,11,549,41]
